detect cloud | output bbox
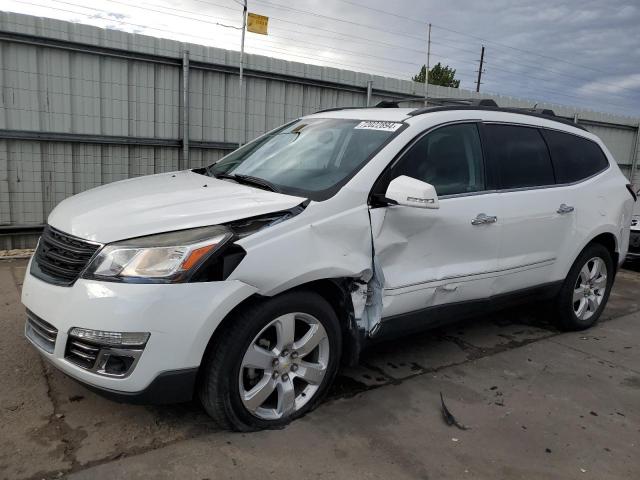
[579,73,640,95]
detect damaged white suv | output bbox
[22,102,634,430]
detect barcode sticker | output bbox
[354,121,403,132]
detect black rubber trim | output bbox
[369,281,563,343]
[65,367,199,405]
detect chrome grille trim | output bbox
[25,310,58,354]
[65,337,100,369]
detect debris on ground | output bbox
[0,248,34,259]
[440,392,469,430]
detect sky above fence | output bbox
[3,0,640,117]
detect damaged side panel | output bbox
[229,199,384,335]
[369,195,502,324]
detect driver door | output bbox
[370,122,502,320]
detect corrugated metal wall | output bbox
[0,11,639,248]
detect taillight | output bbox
[626,184,637,202]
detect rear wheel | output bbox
[555,243,614,331]
[198,291,341,431]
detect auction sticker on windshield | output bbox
[354,121,403,132]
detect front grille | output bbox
[630,232,640,251]
[32,226,101,286]
[65,338,100,369]
[25,310,58,354]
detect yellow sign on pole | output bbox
[247,12,269,35]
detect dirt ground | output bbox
[1,258,639,479]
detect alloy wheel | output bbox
[573,256,607,321]
[238,312,330,420]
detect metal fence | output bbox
[1,11,639,248]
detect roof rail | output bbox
[407,104,586,131]
[313,106,365,114]
[424,97,498,107]
[375,100,405,108]
[505,107,556,116]
[409,98,498,115]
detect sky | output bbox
[4,0,640,117]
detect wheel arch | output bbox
[589,232,619,267]
[198,277,363,380]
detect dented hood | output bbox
[48,170,305,243]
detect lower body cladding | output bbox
[21,261,257,403]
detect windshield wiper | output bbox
[214,172,281,193]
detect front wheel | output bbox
[555,243,614,331]
[198,291,342,431]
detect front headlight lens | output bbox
[84,225,232,282]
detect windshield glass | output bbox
[206,118,404,199]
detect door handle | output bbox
[471,213,498,225]
[557,204,575,214]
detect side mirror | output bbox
[385,175,439,209]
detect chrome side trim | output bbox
[384,257,556,293]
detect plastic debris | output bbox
[440,392,469,430]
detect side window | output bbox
[390,123,485,196]
[484,124,555,189]
[541,129,609,183]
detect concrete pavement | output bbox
[1,258,639,479]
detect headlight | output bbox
[83,225,233,283]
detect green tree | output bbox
[412,62,461,88]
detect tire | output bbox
[555,243,614,331]
[198,291,342,431]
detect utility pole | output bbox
[476,45,485,93]
[424,23,431,106]
[239,0,248,146]
[181,50,190,169]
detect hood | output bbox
[48,170,305,243]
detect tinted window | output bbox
[541,129,609,183]
[484,124,555,189]
[390,123,485,196]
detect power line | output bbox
[331,0,640,95]
[335,0,424,25]
[13,0,421,80]
[99,1,480,79]
[431,24,615,78]
[125,1,424,69]
[145,1,486,80]
[251,0,427,43]
[187,0,429,55]
[141,1,484,76]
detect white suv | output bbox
[22,102,635,430]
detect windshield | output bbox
[206,118,404,200]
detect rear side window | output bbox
[541,129,609,183]
[484,124,555,189]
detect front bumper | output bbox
[21,259,257,398]
[627,230,640,260]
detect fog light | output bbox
[69,328,150,347]
[104,354,136,375]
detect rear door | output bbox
[482,123,575,293]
